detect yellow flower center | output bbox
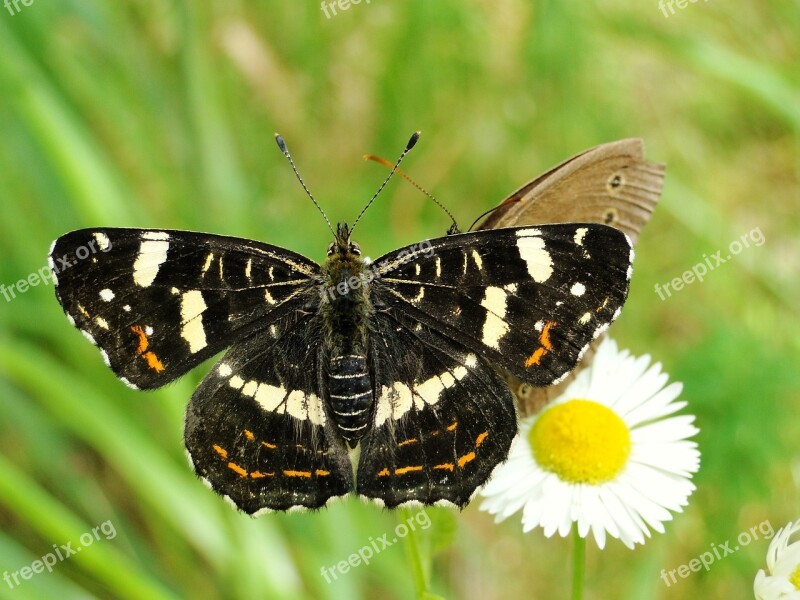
[790,563,800,589]
[528,399,631,484]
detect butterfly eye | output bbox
[326,243,335,256]
[349,242,361,255]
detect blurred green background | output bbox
[0,1,798,599]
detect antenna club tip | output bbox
[274,134,288,153]
[406,131,421,150]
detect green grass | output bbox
[0,1,798,598]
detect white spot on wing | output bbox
[48,254,58,285]
[81,330,96,345]
[516,228,542,237]
[94,316,109,330]
[254,382,287,412]
[480,286,509,349]
[218,363,232,377]
[180,290,207,353]
[579,312,592,324]
[307,394,326,425]
[94,232,111,251]
[120,377,139,390]
[133,235,170,287]
[201,253,213,275]
[143,231,170,241]
[515,233,553,283]
[285,390,307,420]
[99,288,114,302]
[571,282,586,297]
[123,305,131,312]
[471,249,483,270]
[574,227,588,246]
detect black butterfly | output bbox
[49,134,633,513]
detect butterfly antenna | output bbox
[364,153,460,233]
[274,133,335,236]
[350,131,420,233]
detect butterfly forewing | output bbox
[476,139,664,415]
[50,228,318,389]
[374,224,632,387]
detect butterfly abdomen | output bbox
[328,354,372,447]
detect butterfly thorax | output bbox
[319,223,375,447]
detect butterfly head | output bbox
[327,222,361,258]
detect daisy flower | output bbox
[479,338,700,549]
[754,519,800,599]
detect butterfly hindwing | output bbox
[374,223,632,387]
[357,307,516,508]
[184,316,353,513]
[49,228,318,389]
[478,139,665,245]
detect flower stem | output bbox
[399,509,429,598]
[572,526,585,600]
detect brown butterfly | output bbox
[476,139,665,416]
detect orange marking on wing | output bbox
[458,452,476,468]
[212,444,228,459]
[250,470,274,479]
[395,465,423,475]
[131,325,165,372]
[131,325,148,354]
[227,462,247,477]
[398,438,418,447]
[475,432,489,447]
[525,321,556,368]
[446,421,458,431]
[434,463,454,471]
[143,351,165,373]
[315,469,331,477]
[377,468,390,477]
[261,441,277,449]
[283,470,312,478]
[244,429,255,441]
